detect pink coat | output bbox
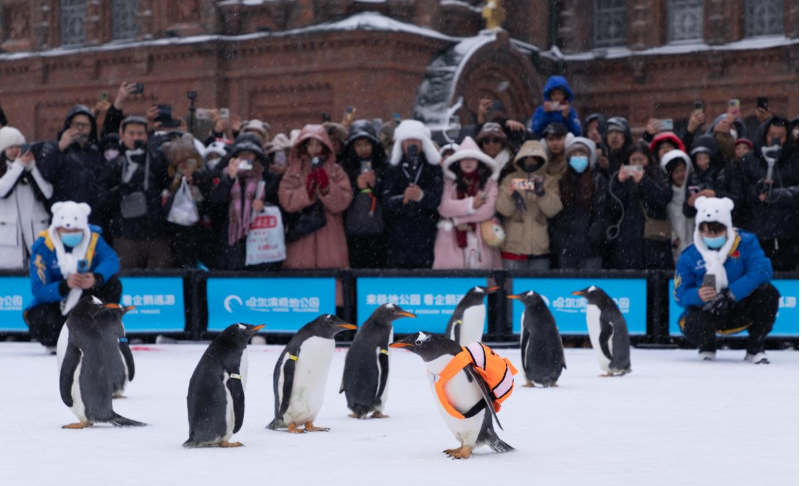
[433,179,502,269]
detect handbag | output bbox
[641,203,671,241]
[480,217,506,247]
[285,200,327,243]
[246,205,286,264]
[345,189,384,236]
[167,179,200,226]
[120,150,150,219]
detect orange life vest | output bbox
[435,342,517,420]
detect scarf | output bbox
[48,226,91,315]
[455,171,482,248]
[228,174,260,246]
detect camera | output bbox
[658,119,674,132]
[155,104,172,124]
[133,83,145,95]
[311,157,322,168]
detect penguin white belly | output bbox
[240,350,249,390]
[222,373,235,441]
[426,356,485,447]
[586,304,612,372]
[285,337,334,424]
[459,305,486,345]
[69,355,87,422]
[376,345,391,412]
[56,324,69,371]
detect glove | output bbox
[704,288,736,317]
[305,172,318,196]
[307,167,330,194]
[511,190,526,212]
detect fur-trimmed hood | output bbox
[441,136,500,181]
[389,120,441,167]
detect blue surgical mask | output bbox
[703,235,727,249]
[61,232,83,248]
[569,155,589,173]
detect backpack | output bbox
[435,342,517,420]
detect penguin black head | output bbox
[72,295,124,319]
[459,286,498,307]
[390,332,461,362]
[369,304,417,324]
[309,314,357,339]
[507,290,547,308]
[572,286,613,306]
[219,323,266,345]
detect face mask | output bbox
[703,235,727,250]
[61,232,83,248]
[133,140,146,151]
[569,155,589,173]
[103,149,119,161]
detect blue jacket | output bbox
[28,225,120,308]
[673,230,773,312]
[529,76,582,138]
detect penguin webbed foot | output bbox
[62,421,92,430]
[445,446,472,460]
[370,412,389,419]
[522,381,535,388]
[304,421,329,432]
[220,440,243,448]
[348,413,363,419]
[287,423,306,434]
[112,394,127,399]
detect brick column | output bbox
[558,0,592,52]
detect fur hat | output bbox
[265,133,292,155]
[659,149,691,174]
[323,122,348,144]
[163,134,203,178]
[442,136,500,181]
[475,122,508,145]
[693,196,736,292]
[389,120,441,166]
[240,119,271,140]
[0,126,25,154]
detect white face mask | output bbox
[104,149,120,161]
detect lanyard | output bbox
[402,162,423,185]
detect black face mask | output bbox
[521,161,543,173]
[132,139,146,151]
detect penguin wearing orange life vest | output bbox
[391,332,514,459]
[509,291,566,387]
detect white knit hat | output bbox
[0,126,26,154]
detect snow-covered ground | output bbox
[1,343,797,485]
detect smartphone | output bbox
[155,104,172,123]
[491,100,503,110]
[19,142,31,154]
[219,108,230,120]
[195,108,213,121]
[693,100,704,112]
[702,274,716,289]
[99,91,110,102]
[688,185,701,194]
[757,97,769,111]
[406,145,419,161]
[393,113,401,121]
[659,119,674,132]
[321,112,331,123]
[623,165,644,176]
[132,83,145,95]
[360,160,373,174]
[273,151,287,166]
[77,259,89,274]
[345,106,355,121]
[727,99,740,116]
[238,159,253,171]
[512,178,535,191]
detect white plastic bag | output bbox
[246,205,286,265]
[167,179,199,226]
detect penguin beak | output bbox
[103,303,122,309]
[507,295,522,300]
[397,311,417,319]
[486,286,499,293]
[252,324,266,332]
[124,306,136,312]
[389,342,411,348]
[571,291,586,296]
[337,324,357,330]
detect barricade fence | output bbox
[0,269,797,345]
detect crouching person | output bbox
[24,201,121,353]
[673,197,778,364]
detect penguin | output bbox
[390,332,513,459]
[57,304,136,399]
[267,314,357,433]
[184,323,265,448]
[508,291,566,387]
[445,286,497,346]
[341,304,417,419]
[58,295,147,429]
[572,286,632,377]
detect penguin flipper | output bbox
[120,342,135,381]
[59,343,81,407]
[520,327,530,374]
[375,346,389,402]
[463,367,503,431]
[277,357,296,418]
[109,414,147,427]
[598,321,615,361]
[227,373,245,434]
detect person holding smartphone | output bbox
[0,126,53,269]
[682,135,742,220]
[673,196,778,363]
[529,75,582,139]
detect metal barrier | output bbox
[1,268,797,345]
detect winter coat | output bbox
[279,125,352,270]
[37,106,107,225]
[529,76,582,138]
[28,225,119,308]
[674,230,772,314]
[602,117,633,176]
[0,156,53,269]
[682,135,743,219]
[740,116,799,242]
[496,141,563,257]
[608,165,673,270]
[659,150,694,262]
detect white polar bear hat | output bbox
[50,201,92,232]
[693,196,736,291]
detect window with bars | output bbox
[594,0,627,48]
[112,0,139,41]
[744,0,784,38]
[60,0,86,46]
[667,0,704,42]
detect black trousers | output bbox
[681,283,780,354]
[24,276,123,347]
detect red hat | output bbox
[734,138,753,149]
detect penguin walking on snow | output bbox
[572,286,631,376]
[509,291,565,387]
[341,304,417,419]
[390,332,513,459]
[268,314,357,433]
[445,286,497,345]
[184,323,265,448]
[59,296,147,429]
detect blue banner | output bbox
[668,279,799,336]
[119,277,186,333]
[356,277,488,334]
[206,277,337,333]
[511,278,648,335]
[0,277,32,332]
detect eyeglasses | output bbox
[482,138,502,145]
[70,122,91,130]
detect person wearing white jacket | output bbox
[0,126,53,269]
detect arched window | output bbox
[744,0,784,38]
[112,0,139,41]
[667,0,703,42]
[60,0,86,46]
[594,0,627,48]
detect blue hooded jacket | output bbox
[529,76,582,138]
[673,229,772,314]
[28,225,120,308]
